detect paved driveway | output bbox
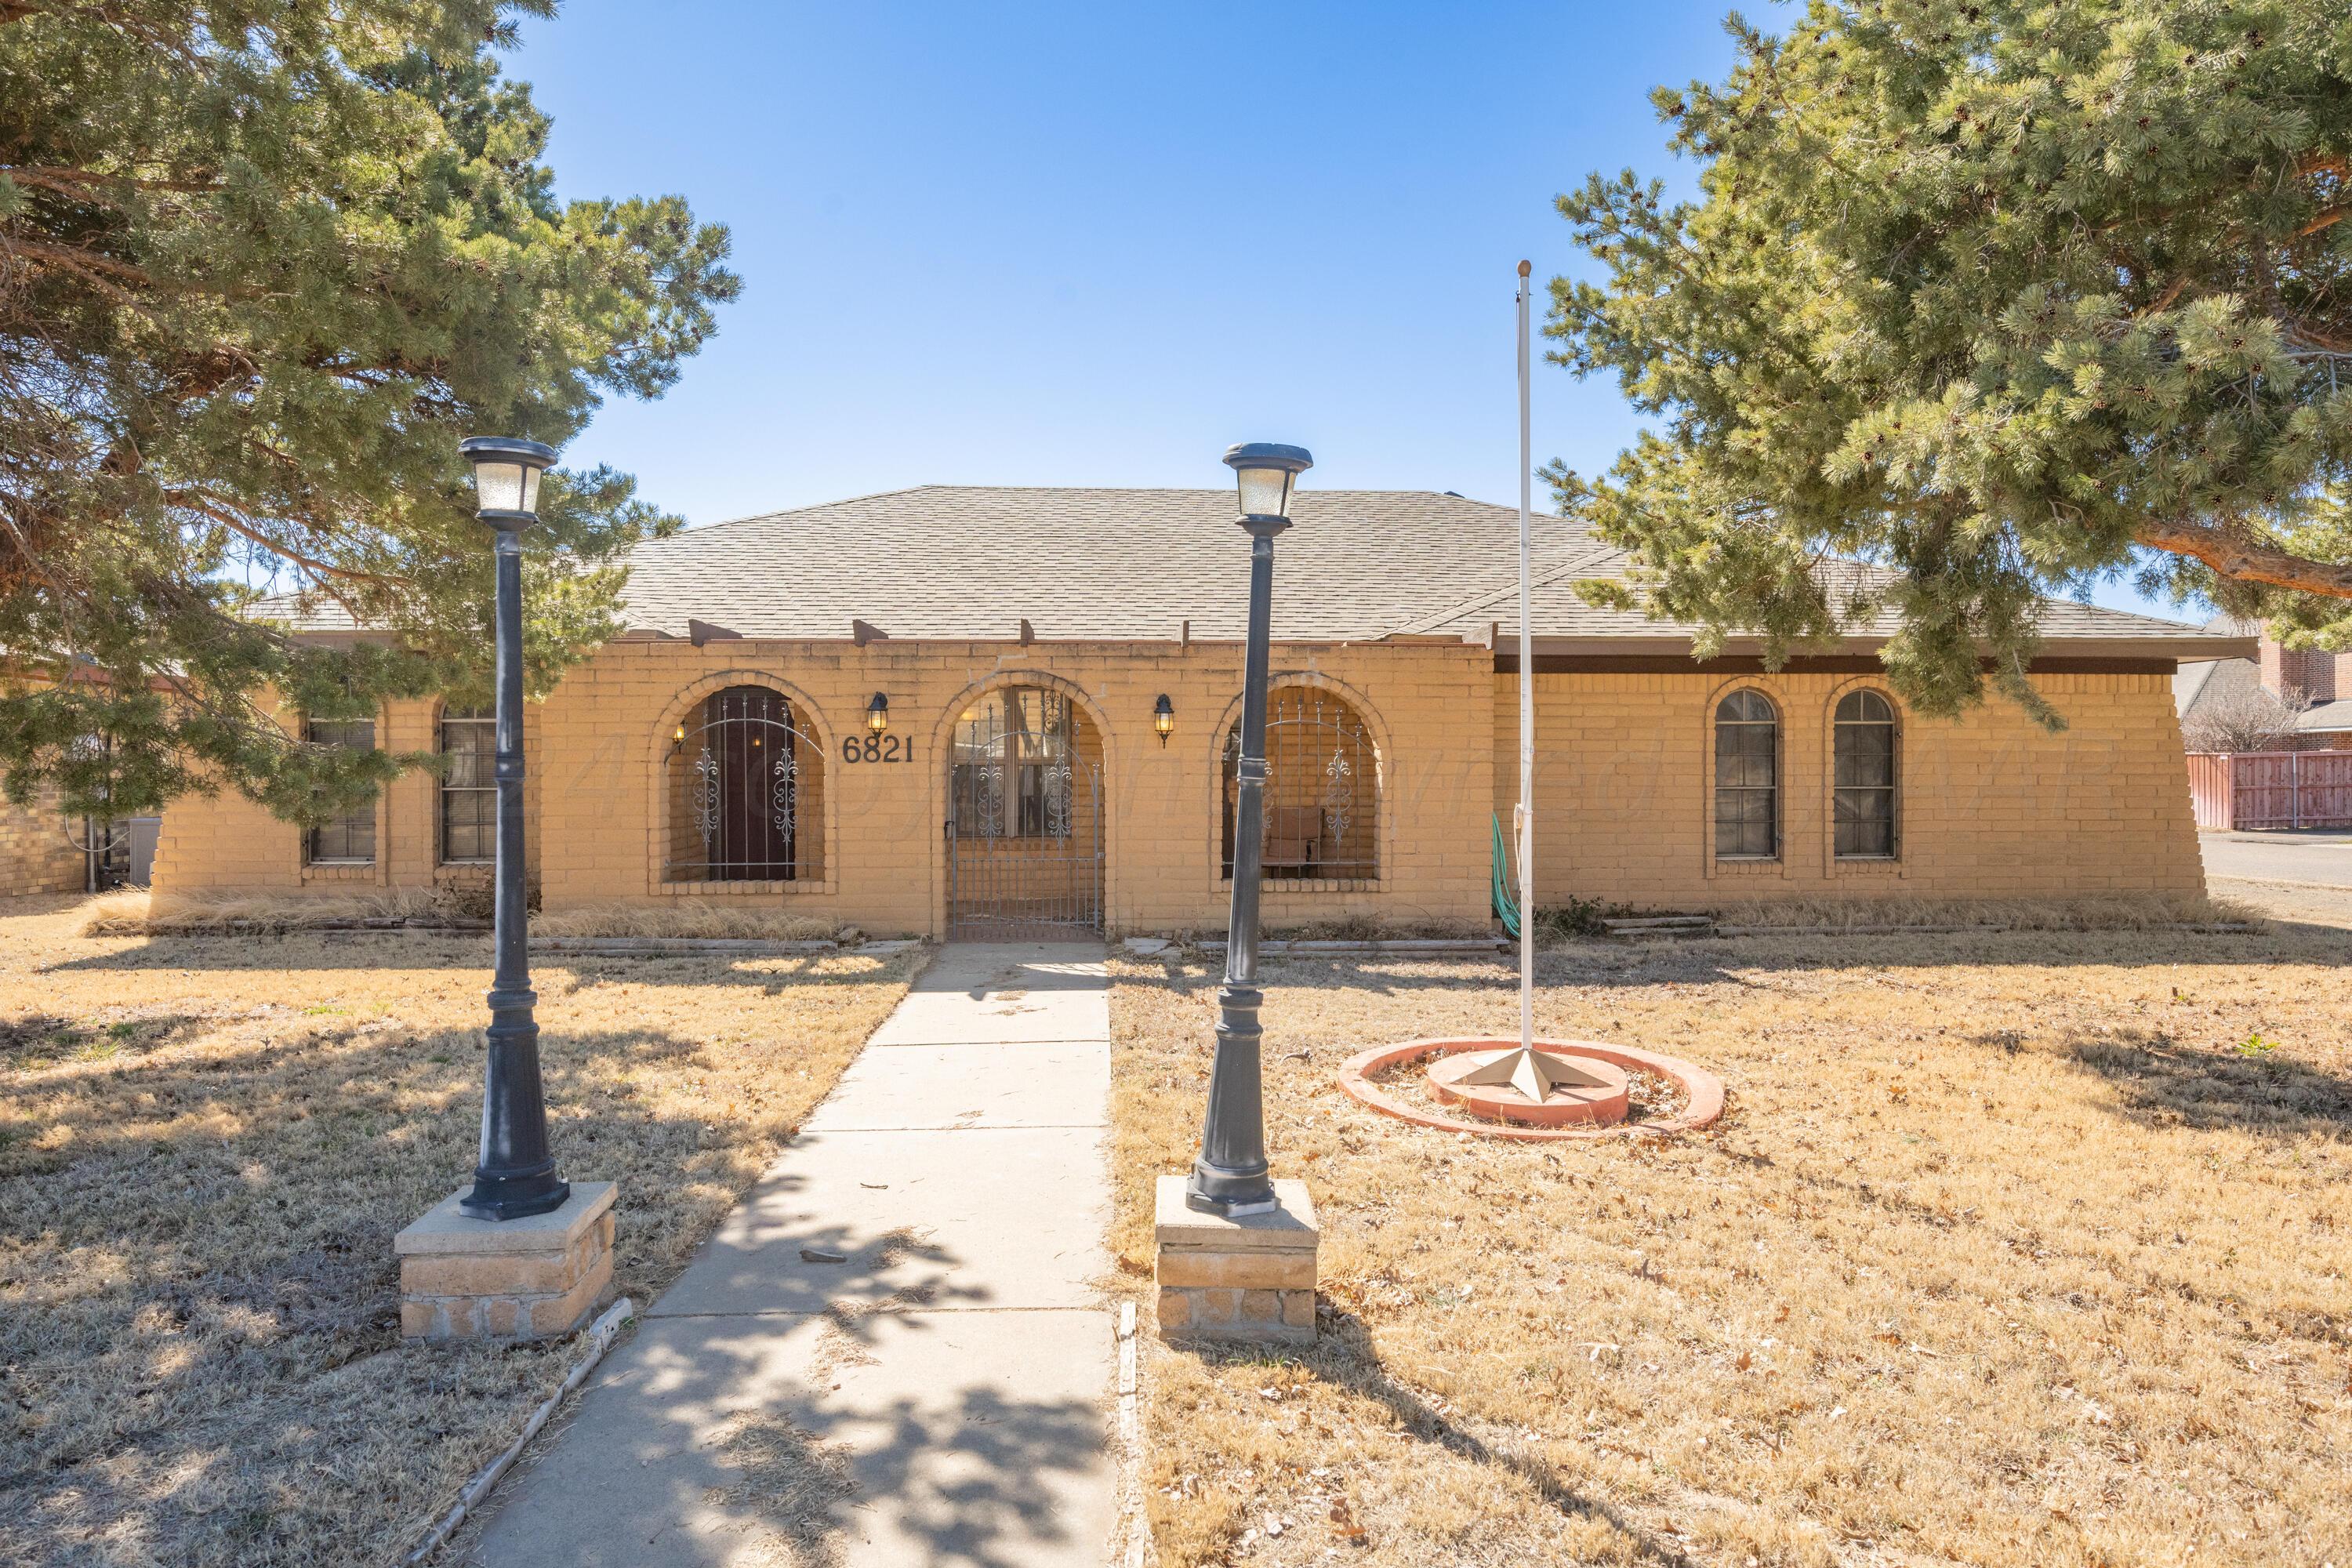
[2201,829,2352,889]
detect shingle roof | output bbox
[241,485,2247,653]
[618,487,1597,642]
[247,593,363,632]
[618,485,2234,651]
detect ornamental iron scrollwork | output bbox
[1221,684,1378,883]
[666,685,818,883]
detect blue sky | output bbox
[512,0,2180,621]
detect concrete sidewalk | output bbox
[464,943,1117,1568]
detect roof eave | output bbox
[1497,633,2259,662]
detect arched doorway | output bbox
[945,684,1104,938]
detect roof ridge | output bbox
[647,485,1527,546]
[652,484,949,542]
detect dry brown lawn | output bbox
[0,895,923,1567]
[1110,914,2352,1568]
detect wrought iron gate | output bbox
[946,688,1104,938]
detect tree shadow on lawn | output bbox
[1170,1309,1697,1568]
[2061,1026,2352,1142]
[0,1011,211,1072]
[0,1020,866,1566]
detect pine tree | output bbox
[0,1,740,821]
[1549,0,2352,721]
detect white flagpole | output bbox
[1515,260,1535,1055]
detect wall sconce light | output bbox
[866,692,890,734]
[1153,694,1176,748]
[672,722,686,753]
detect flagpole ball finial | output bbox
[1518,259,1531,278]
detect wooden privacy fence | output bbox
[2186,750,2352,830]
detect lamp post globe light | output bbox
[1185,441,1312,1217]
[456,435,569,1221]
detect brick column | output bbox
[395,1181,616,1340]
[1152,1174,1318,1345]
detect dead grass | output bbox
[0,894,923,1567]
[528,900,853,942]
[1110,923,2351,1568]
[1698,892,2260,932]
[78,889,861,944]
[76,886,459,936]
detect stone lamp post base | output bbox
[1153,1174,1318,1345]
[395,1181,617,1341]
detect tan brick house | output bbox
[148,488,2249,936]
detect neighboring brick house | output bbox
[150,488,2247,935]
[2176,615,2352,750]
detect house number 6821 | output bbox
[841,735,910,764]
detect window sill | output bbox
[655,878,836,897]
[1224,877,1382,895]
[1832,856,1904,875]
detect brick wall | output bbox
[0,780,88,898]
[150,646,2209,925]
[153,637,1499,937]
[2259,640,2341,704]
[151,692,522,902]
[1493,669,2205,906]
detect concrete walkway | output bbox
[465,943,1116,1568]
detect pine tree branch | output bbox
[162,489,405,589]
[2136,516,2352,598]
[2,165,223,199]
[2295,205,2350,240]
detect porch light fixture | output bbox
[1153,694,1176,747]
[673,721,687,752]
[454,434,568,1221]
[1225,441,1313,521]
[866,692,890,734]
[1188,440,1312,1218]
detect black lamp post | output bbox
[456,435,570,1221]
[1186,441,1312,1217]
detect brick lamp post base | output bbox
[1153,1174,1318,1345]
[395,1181,617,1341]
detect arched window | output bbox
[952,686,1078,840]
[438,704,495,865]
[1834,689,1899,858]
[1713,690,1780,860]
[666,686,824,882]
[1221,686,1378,881]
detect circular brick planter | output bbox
[1338,1036,1725,1142]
